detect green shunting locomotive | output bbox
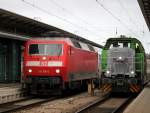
[101,36,148,93]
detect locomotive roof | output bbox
[106,36,143,45]
[28,37,70,40]
[106,37,140,42]
[104,36,145,53]
[27,37,73,45]
[27,37,97,52]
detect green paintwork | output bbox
[135,53,144,73]
[101,49,107,71]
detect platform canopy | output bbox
[138,0,150,30]
[0,8,103,48]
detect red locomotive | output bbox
[23,37,99,95]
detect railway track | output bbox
[0,96,57,113]
[75,94,134,113]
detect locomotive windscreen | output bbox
[29,44,63,56]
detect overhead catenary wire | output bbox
[48,0,93,27]
[96,0,142,38]
[21,0,103,38]
[117,0,142,33]
[55,0,145,33]
[48,0,117,37]
[47,0,104,38]
[21,0,86,31]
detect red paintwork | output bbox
[23,38,99,83]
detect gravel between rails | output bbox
[12,90,108,113]
[77,96,132,113]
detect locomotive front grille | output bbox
[113,62,129,74]
[107,47,135,76]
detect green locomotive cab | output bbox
[101,36,147,93]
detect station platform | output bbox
[0,83,26,104]
[124,83,150,113]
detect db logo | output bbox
[40,61,48,66]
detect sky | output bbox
[0,0,150,52]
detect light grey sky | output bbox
[0,0,150,52]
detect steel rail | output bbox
[0,97,57,113]
[75,95,134,113]
[75,93,110,113]
[112,96,134,113]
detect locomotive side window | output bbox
[29,44,62,56]
[88,44,95,52]
[70,39,81,48]
[135,43,140,53]
[80,42,90,51]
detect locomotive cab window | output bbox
[111,42,130,48]
[115,43,124,48]
[29,44,63,56]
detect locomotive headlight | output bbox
[56,69,60,74]
[42,56,46,60]
[105,70,111,77]
[131,71,134,74]
[118,56,122,60]
[28,69,32,73]
[130,71,135,77]
[106,70,110,74]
